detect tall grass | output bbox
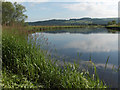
[2,26,107,88]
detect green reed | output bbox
[2,26,107,88]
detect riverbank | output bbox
[105,25,120,30]
[27,25,104,33]
[2,26,107,88]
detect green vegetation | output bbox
[28,18,118,26]
[2,26,107,88]
[106,20,120,31]
[1,1,110,89]
[106,25,120,27]
[27,25,104,32]
[2,2,27,26]
[105,25,120,31]
[107,20,117,25]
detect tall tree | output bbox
[111,20,116,25]
[0,1,2,25]
[2,2,27,25]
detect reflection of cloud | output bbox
[96,63,117,69]
[80,61,118,70]
[64,34,118,52]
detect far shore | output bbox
[105,25,120,30]
[27,25,105,32]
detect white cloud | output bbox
[5,0,49,2]
[5,0,120,2]
[74,0,119,2]
[62,2,118,18]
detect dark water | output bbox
[31,28,118,88]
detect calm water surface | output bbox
[30,28,118,88]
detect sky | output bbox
[6,0,119,22]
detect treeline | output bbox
[107,20,117,25]
[28,18,118,26]
[2,1,27,26]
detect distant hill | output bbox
[28,18,118,26]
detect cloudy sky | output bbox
[6,0,119,22]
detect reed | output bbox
[2,26,107,88]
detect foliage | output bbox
[108,20,116,25]
[1,1,107,88]
[2,2,27,26]
[2,27,107,88]
[28,18,118,26]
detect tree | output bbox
[111,20,116,25]
[108,21,112,25]
[2,2,27,25]
[108,20,116,25]
[0,1,2,25]
[2,2,15,25]
[118,23,120,25]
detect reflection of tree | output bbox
[44,28,108,34]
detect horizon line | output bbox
[26,17,118,22]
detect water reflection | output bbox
[63,34,117,52]
[36,33,118,65]
[31,28,118,88]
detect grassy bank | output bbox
[105,25,120,30]
[28,25,104,32]
[2,26,107,88]
[106,25,120,27]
